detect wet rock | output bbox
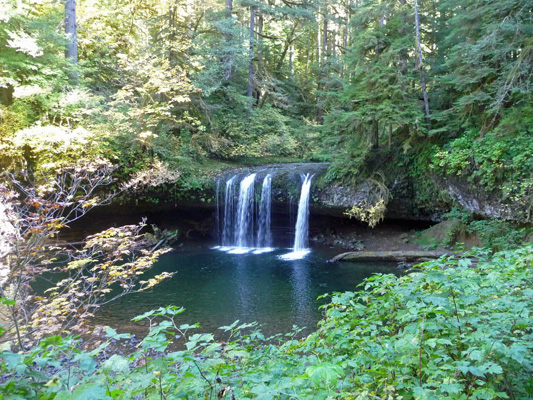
[435,173,528,223]
[396,261,413,271]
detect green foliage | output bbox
[430,129,533,221]
[31,221,173,339]
[9,125,105,176]
[213,106,305,159]
[319,0,427,183]
[1,0,531,220]
[1,247,532,399]
[0,0,71,143]
[466,220,531,252]
[0,0,69,92]
[418,211,531,251]
[440,0,533,133]
[314,0,533,224]
[431,131,533,192]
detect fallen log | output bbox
[328,250,450,263]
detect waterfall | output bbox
[279,174,313,260]
[221,176,236,246]
[256,174,272,248]
[215,179,221,242]
[293,174,313,251]
[220,173,259,252]
[235,173,256,248]
[215,166,316,258]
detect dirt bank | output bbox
[310,218,436,253]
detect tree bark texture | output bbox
[224,0,233,80]
[306,28,311,76]
[289,43,294,74]
[65,0,78,84]
[328,250,450,263]
[225,0,232,18]
[316,12,321,66]
[322,1,328,62]
[248,6,255,98]
[371,119,379,148]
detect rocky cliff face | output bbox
[116,163,528,224]
[312,178,445,221]
[438,175,520,221]
[312,170,528,223]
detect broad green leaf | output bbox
[106,326,130,340]
[305,363,343,387]
[67,382,111,400]
[102,354,130,375]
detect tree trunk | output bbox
[247,6,255,98]
[371,119,379,148]
[0,85,14,106]
[258,13,264,41]
[328,250,450,263]
[414,0,431,129]
[276,24,297,71]
[306,28,311,77]
[316,12,321,66]
[168,4,177,65]
[224,0,233,81]
[316,2,328,124]
[225,0,232,18]
[322,1,328,62]
[344,0,354,79]
[343,21,348,50]
[289,43,294,75]
[65,0,78,85]
[398,0,408,77]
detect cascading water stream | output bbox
[279,174,313,260]
[215,180,221,242]
[221,176,236,247]
[234,173,256,249]
[216,167,316,258]
[256,174,272,249]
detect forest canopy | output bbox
[0,0,531,216]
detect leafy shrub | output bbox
[416,218,467,250]
[437,208,532,251]
[430,130,533,221]
[345,198,387,228]
[467,220,531,251]
[216,106,304,159]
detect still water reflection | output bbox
[93,245,399,337]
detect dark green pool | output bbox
[92,245,399,338]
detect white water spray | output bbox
[256,174,272,249]
[293,174,312,251]
[221,176,236,246]
[280,174,313,260]
[235,173,256,248]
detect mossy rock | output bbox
[417,219,479,250]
